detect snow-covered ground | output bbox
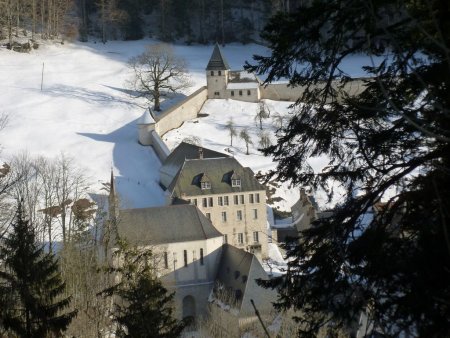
[0,40,269,208]
[1,39,370,210]
[163,98,308,210]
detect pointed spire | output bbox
[109,168,115,199]
[108,168,119,220]
[206,42,230,70]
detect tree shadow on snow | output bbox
[43,84,139,107]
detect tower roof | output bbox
[206,43,230,71]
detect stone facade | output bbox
[151,237,224,319]
[185,189,268,260]
[291,188,318,233]
[165,153,269,261]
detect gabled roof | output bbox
[162,142,229,172]
[206,43,230,71]
[168,157,264,196]
[215,244,275,314]
[117,204,222,245]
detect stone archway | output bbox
[182,295,196,320]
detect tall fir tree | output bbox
[104,239,185,338]
[0,202,76,337]
[246,0,450,336]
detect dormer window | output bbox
[200,173,211,190]
[232,179,241,187]
[230,170,241,187]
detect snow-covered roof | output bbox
[137,110,155,125]
[227,82,260,89]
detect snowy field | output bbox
[163,99,309,211]
[0,40,268,208]
[0,39,373,210]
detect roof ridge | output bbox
[194,207,208,239]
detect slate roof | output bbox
[168,157,265,197]
[215,244,274,314]
[206,43,230,71]
[117,204,223,245]
[163,142,229,173]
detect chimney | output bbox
[199,147,204,159]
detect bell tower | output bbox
[206,43,230,99]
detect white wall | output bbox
[155,86,208,136]
[150,131,170,162]
[261,78,368,102]
[153,236,223,319]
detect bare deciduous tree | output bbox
[255,101,270,130]
[224,118,237,146]
[271,111,285,129]
[258,130,272,150]
[128,44,192,111]
[239,128,253,155]
[9,153,90,249]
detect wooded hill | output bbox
[0,0,303,46]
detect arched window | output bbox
[182,295,196,320]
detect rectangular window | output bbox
[237,210,242,221]
[218,196,223,206]
[224,234,228,243]
[210,71,214,76]
[187,199,191,204]
[249,194,254,203]
[218,70,222,76]
[164,252,168,269]
[184,250,188,267]
[253,209,258,219]
[255,193,260,203]
[193,198,198,206]
[238,233,244,244]
[206,212,211,220]
[231,90,234,96]
[231,179,241,187]
[200,248,204,265]
[202,198,207,207]
[214,91,220,96]
[253,231,259,243]
[224,196,229,205]
[209,197,213,207]
[222,211,227,222]
[239,90,242,96]
[247,90,251,95]
[240,194,244,204]
[234,195,239,205]
[201,181,211,189]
